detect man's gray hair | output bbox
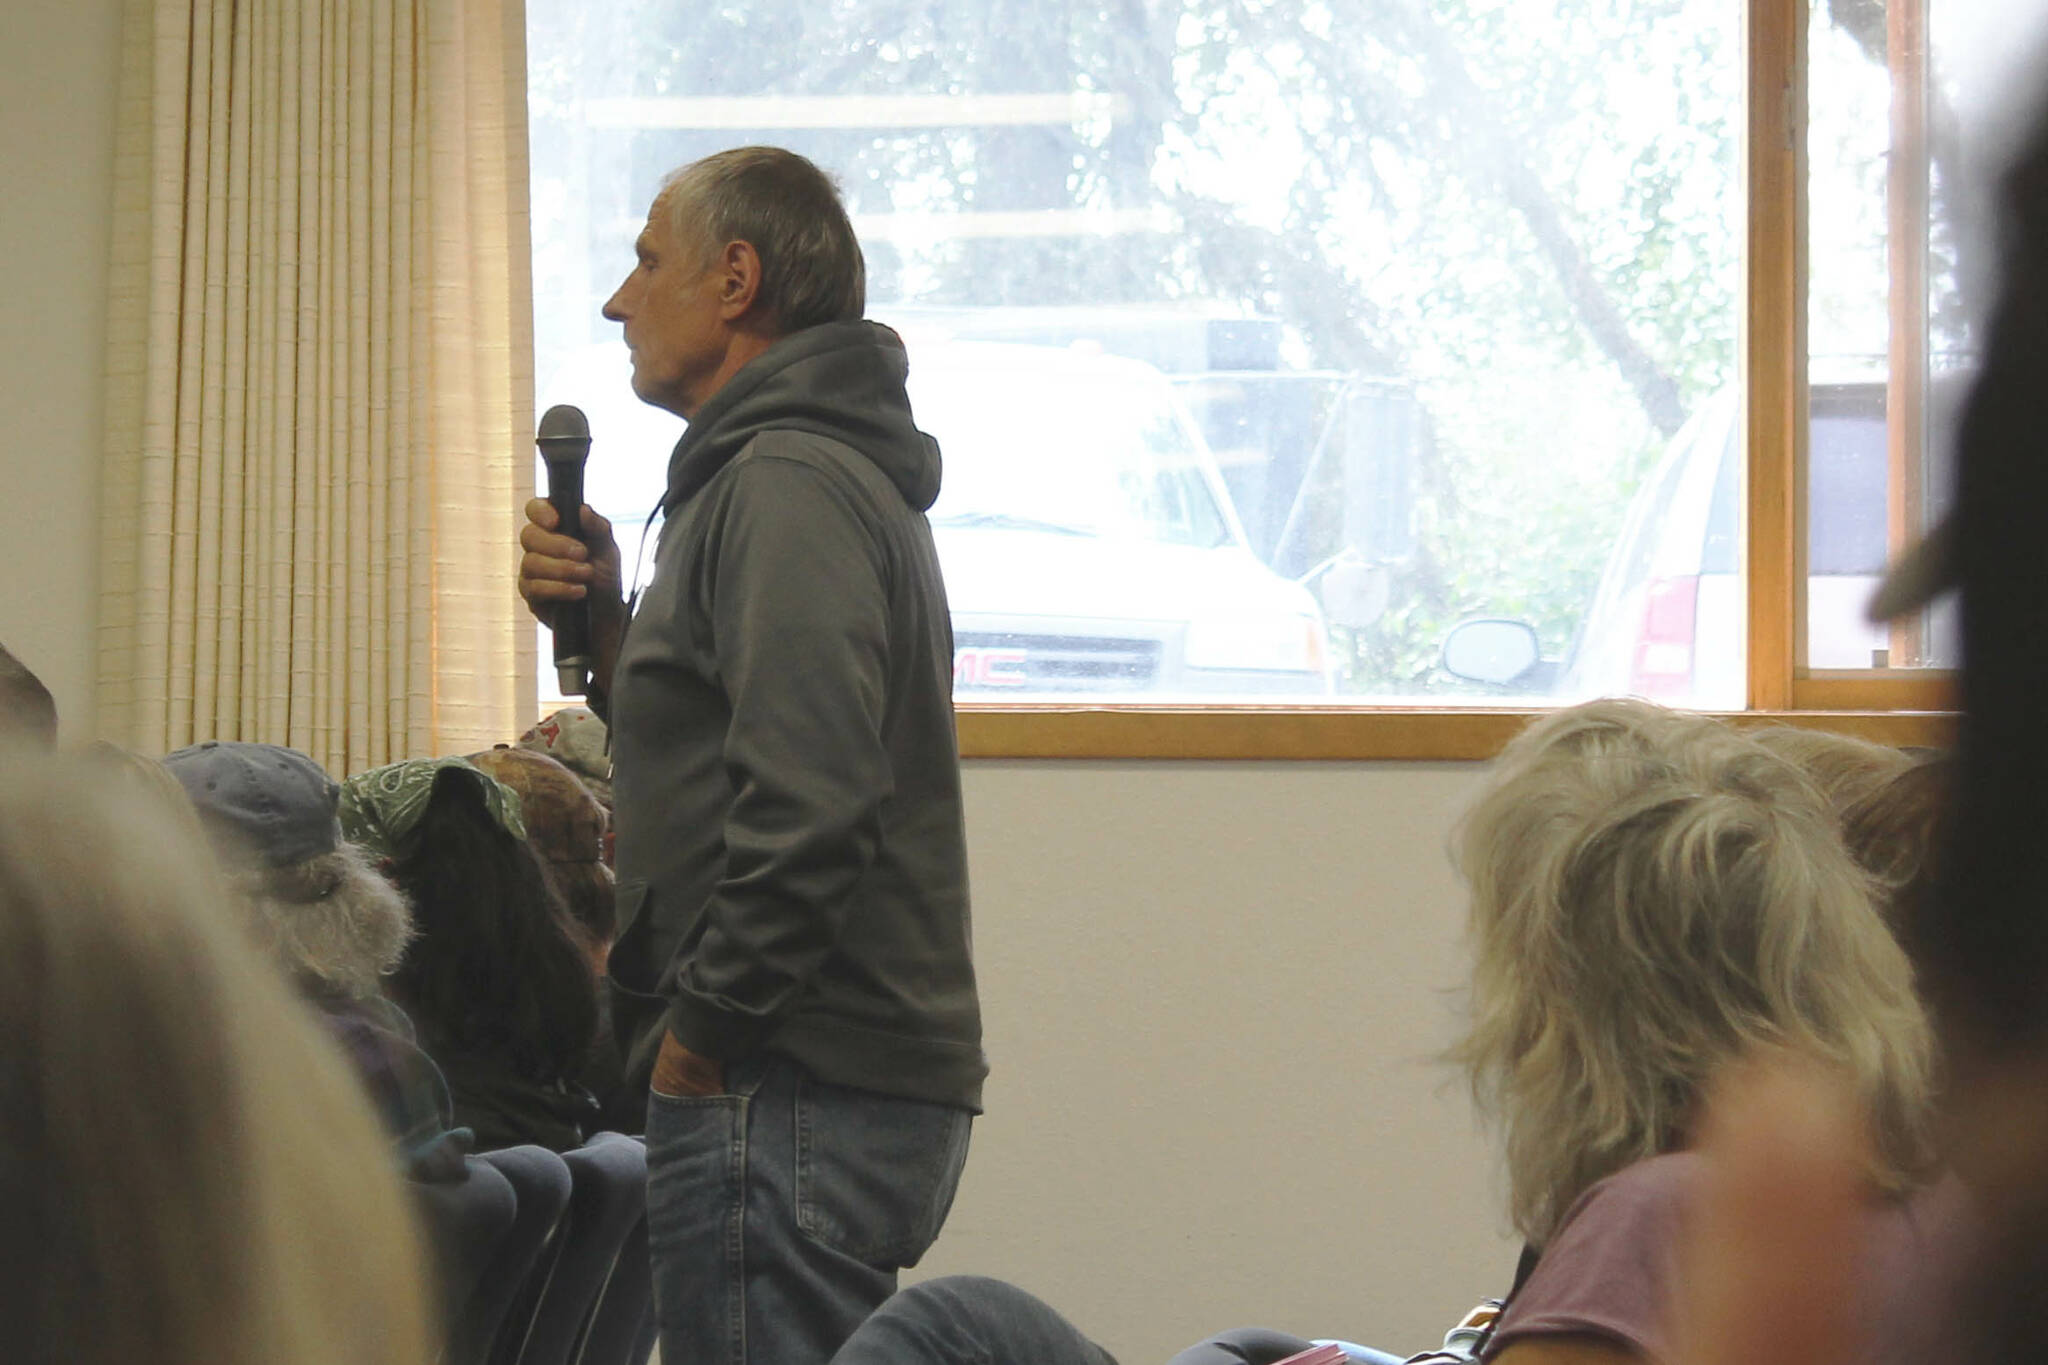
[661,146,866,334]
[231,842,415,999]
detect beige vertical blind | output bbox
[100,0,536,774]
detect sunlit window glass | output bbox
[528,1,1740,705]
[1804,0,1990,673]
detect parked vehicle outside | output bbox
[536,337,1334,703]
[1442,377,1957,706]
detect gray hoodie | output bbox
[604,320,986,1112]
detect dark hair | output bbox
[1841,755,1953,937]
[385,768,597,1082]
[551,858,617,948]
[662,146,866,333]
[0,644,56,748]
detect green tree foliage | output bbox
[527,0,1893,694]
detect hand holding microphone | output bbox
[521,404,624,696]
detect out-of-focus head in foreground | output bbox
[0,642,57,750]
[0,756,433,1365]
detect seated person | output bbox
[825,700,1963,1365]
[517,704,614,810]
[162,739,472,1181]
[0,753,434,1365]
[467,744,626,1119]
[342,756,602,1152]
[466,745,615,959]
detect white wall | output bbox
[0,4,1514,1359]
[919,761,1512,1363]
[0,0,120,737]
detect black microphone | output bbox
[537,404,594,696]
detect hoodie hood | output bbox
[662,320,942,514]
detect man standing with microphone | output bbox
[517,147,984,1365]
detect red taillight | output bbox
[1630,575,1699,697]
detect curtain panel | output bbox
[100,0,536,774]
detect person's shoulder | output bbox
[734,425,860,470]
[1486,1156,1702,1365]
[1510,1155,1703,1326]
[1551,1152,1705,1242]
[721,435,909,538]
[1588,1151,1706,1202]
[722,433,871,503]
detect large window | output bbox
[525,0,1995,750]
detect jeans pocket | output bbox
[643,1089,746,1263]
[793,1074,972,1270]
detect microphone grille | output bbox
[538,404,590,442]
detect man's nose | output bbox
[601,274,634,322]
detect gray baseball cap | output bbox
[163,740,344,867]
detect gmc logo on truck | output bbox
[953,647,1028,687]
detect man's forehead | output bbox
[635,199,667,249]
[641,191,712,256]
[636,186,682,239]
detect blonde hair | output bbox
[1449,700,1937,1244]
[74,740,208,843]
[1747,725,1916,816]
[0,757,435,1365]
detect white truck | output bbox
[538,336,1335,701]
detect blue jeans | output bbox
[645,1053,972,1365]
[831,1276,1121,1365]
[831,1276,1407,1365]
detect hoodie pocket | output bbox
[603,880,676,1123]
[606,881,665,998]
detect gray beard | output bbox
[235,843,415,998]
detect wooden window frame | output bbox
[954,0,1955,761]
[1748,0,1951,727]
[955,705,1952,760]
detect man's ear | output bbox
[717,240,765,322]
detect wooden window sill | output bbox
[954,703,1956,760]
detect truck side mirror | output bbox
[1441,618,1542,686]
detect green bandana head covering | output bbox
[338,757,529,861]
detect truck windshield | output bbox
[913,368,1236,550]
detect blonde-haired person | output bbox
[0,754,435,1365]
[1451,697,1938,1249]
[73,739,210,842]
[814,699,1965,1365]
[1441,700,1965,1365]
